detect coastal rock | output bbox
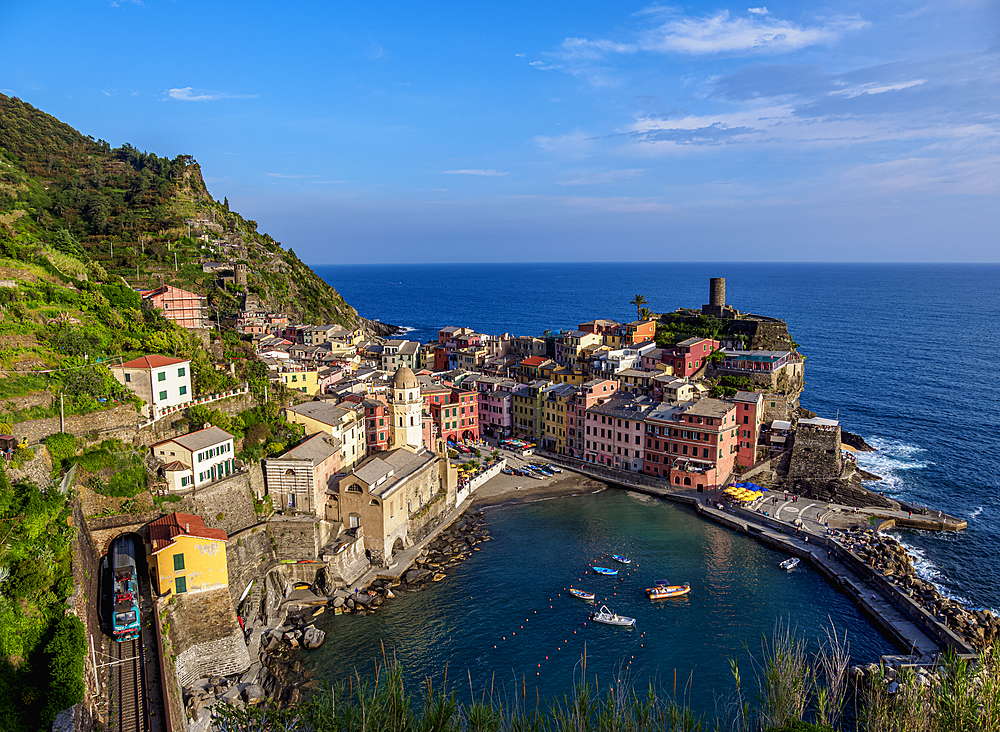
[302,626,326,650]
[332,596,345,608]
[243,684,266,705]
[405,568,429,583]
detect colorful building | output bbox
[642,398,739,491]
[664,337,719,378]
[541,383,577,454]
[140,285,205,329]
[112,354,192,419]
[583,394,654,471]
[732,391,764,468]
[264,433,342,513]
[511,380,547,441]
[278,365,321,395]
[148,512,229,596]
[566,378,619,457]
[151,426,236,491]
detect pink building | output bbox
[140,285,205,329]
[642,398,739,491]
[732,391,764,468]
[566,378,619,457]
[583,394,654,471]
[475,377,516,438]
[665,337,718,378]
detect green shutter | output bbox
[175,576,187,594]
[173,553,185,571]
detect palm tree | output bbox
[638,306,653,321]
[630,294,647,321]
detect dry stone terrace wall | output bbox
[11,402,142,446]
[169,471,258,537]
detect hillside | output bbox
[0,93,362,329]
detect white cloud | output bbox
[267,173,305,179]
[165,87,257,102]
[515,53,526,57]
[747,7,769,15]
[442,169,509,176]
[559,37,637,59]
[832,79,927,97]
[559,168,647,185]
[639,11,868,54]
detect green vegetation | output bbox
[209,630,1000,732]
[656,314,727,348]
[68,439,148,498]
[0,464,84,731]
[0,93,359,328]
[711,375,755,398]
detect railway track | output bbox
[109,635,148,732]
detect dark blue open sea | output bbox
[310,262,1000,709]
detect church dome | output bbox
[392,366,419,390]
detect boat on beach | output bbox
[590,605,636,627]
[612,554,631,564]
[646,582,690,599]
[780,557,800,571]
[592,566,618,575]
[569,588,595,601]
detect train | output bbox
[109,535,141,642]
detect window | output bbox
[158,371,166,382]
[175,576,187,594]
[179,385,187,396]
[124,373,131,383]
[173,554,185,571]
[178,367,186,377]
[159,390,167,400]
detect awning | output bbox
[770,435,787,444]
[771,420,792,430]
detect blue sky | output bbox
[3,0,998,263]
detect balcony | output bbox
[672,459,713,475]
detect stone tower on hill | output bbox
[390,366,423,450]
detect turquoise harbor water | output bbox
[303,491,893,714]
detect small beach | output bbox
[470,464,609,509]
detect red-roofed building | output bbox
[112,355,192,418]
[517,356,555,383]
[140,284,206,329]
[147,513,228,596]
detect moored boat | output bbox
[612,554,631,564]
[591,605,636,627]
[780,557,800,571]
[569,588,595,601]
[592,566,618,575]
[646,582,690,599]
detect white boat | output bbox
[780,557,800,571]
[590,605,636,627]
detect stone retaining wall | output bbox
[168,471,258,537]
[12,403,142,446]
[225,524,273,605]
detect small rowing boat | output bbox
[592,566,618,576]
[568,588,595,601]
[780,557,800,571]
[611,555,631,564]
[591,605,636,627]
[646,582,690,599]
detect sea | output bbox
[308,262,1000,710]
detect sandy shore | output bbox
[470,463,609,509]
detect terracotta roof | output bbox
[120,354,189,369]
[149,512,227,550]
[521,357,547,367]
[161,461,189,472]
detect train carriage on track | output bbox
[110,536,141,642]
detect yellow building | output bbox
[541,383,576,454]
[147,512,229,597]
[279,366,321,395]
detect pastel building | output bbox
[148,512,229,596]
[112,355,192,419]
[151,426,236,491]
[583,394,654,471]
[140,285,205,329]
[284,400,366,471]
[733,391,764,468]
[264,432,342,513]
[474,376,516,437]
[566,378,619,457]
[664,338,719,378]
[642,398,739,491]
